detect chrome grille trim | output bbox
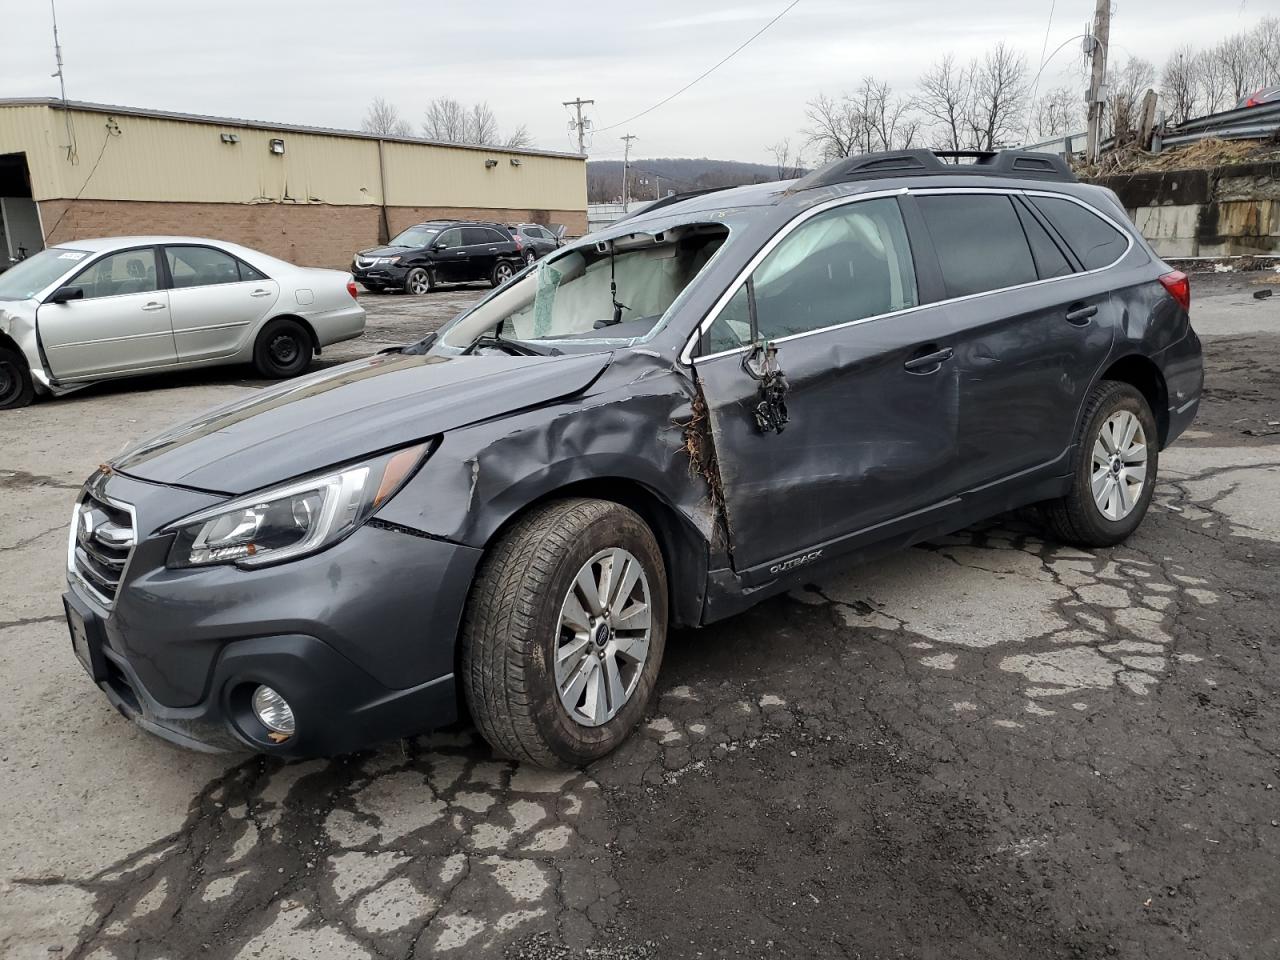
[68,488,137,609]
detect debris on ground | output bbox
[1074,135,1280,177]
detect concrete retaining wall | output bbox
[1091,161,1280,259]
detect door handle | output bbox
[141,301,166,311]
[487,248,497,252]
[250,289,271,297]
[903,346,954,373]
[1065,304,1098,325]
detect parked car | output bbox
[64,149,1202,768]
[1238,84,1280,108]
[507,223,562,266]
[0,237,364,409]
[351,221,522,294]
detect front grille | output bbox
[71,491,136,606]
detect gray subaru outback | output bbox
[64,149,1202,767]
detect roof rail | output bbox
[612,186,735,224]
[791,148,1076,192]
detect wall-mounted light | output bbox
[269,138,285,155]
[220,133,240,144]
[510,158,522,167]
[484,159,498,169]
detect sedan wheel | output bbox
[405,268,432,295]
[0,347,36,410]
[252,318,312,379]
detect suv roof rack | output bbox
[791,148,1076,192]
[613,186,735,225]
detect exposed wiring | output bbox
[594,0,802,134]
[44,119,120,241]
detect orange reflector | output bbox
[374,444,427,507]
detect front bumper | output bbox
[352,262,411,287]
[66,471,481,757]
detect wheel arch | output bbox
[477,476,710,630]
[1100,353,1169,447]
[257,313,319,355]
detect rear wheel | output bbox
[1041,381,1158,547]
[0,347,35,410]
[404,267,433,295]
[523,250,536,268]
[461,498,668,768]
[491,261,515,288]
[252,318,311,379]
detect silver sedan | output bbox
[0,236,366,409]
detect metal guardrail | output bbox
[1158,101,1280,151]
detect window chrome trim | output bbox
[680,185,1136,366]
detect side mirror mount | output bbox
[47,285,84,305]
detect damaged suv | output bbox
[64,149,1202,767]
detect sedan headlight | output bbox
[165,443,429,569]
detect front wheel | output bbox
[404,267,433,295]
[1041,381,1159,547]
[0,346,35,410]
[461,498,668,768]
[491,261,515,288]
[252,318,312,379]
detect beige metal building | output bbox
[0,99,588,269]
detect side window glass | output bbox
[751,196,918,339]
[238,259,268,282]
[485,228,509,244]
[917,194,1037,298]
[436,229,461,249]
[461,227,488,245]
[165,246,242,289]
[72,249,159,300]
[1014,203,1075,279]
[1030,196,1128,270]
[704,284,752,354]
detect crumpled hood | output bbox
[356,245,414,259]
[113,351,612,495]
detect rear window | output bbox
[917,194,1037,298]
[1029,196,1128,270]
[1014,202,1075,279]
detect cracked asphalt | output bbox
[2,272,1279,959]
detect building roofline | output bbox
[0,97,587,162]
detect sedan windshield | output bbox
[388,225,443,248]
[0,248,88,301]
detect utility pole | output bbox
[562,97,594,155]
[1084,0,1110,164]
[621,134,638,208]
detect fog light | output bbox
[251,685,295,738]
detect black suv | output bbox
[65,149,1202,767]
[352,220,522,294]
[507,223,562,266]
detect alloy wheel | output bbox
[1091,410,1148,521]
[407,269,430,295]
[496,263,514,284]
[554,548,652,727]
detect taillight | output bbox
[513,235,524,251]
[1159,270,1190,312]
[346,279,358,300]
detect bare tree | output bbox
[421,97,531,148]
[1105,57,1156,142]
[1032,86,1081,138]
[1193,49,1232,114]
[918,55,974,152]
[857,77,920,152]
[1213,31,1263,103]
[361,97,412,138]
[803,92,860,162]
[767,138,805,180]
[1161,45,1200,125]
[1259,17,1280,84]
[967,42,1028,150]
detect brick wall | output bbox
[37,199,589,269]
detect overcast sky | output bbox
[2,0,1269,164]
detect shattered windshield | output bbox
[443,224,728,349]
[0,248,87,301]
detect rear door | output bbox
[911,190,1118,494]
[691,195,963,576]
[163,245,280,362]
[462,227,501,281]
[36,246,177,380]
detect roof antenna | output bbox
[50,0,77,163]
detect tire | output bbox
[0,346,35,410]
[523,251,537,268]
[1040,381,1159,548]
[461,498,668,768]
[252,318,312,379]
[491,261,516,288]
[404,267,433,295]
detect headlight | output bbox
[165,443,429,569]
[376,256,401,265]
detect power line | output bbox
[594,0,802,134]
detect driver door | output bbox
[432,228,468,283]
[690,196,962,578]
[36,246,177,380]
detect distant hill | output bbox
[586,157,795,203]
